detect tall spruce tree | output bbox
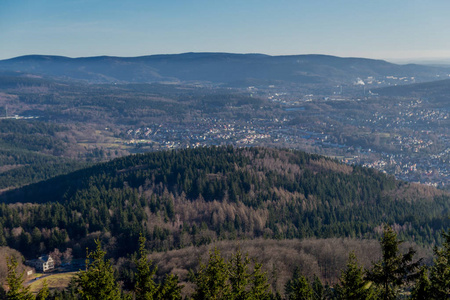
[191,248,230,300]
[428,230,450,298]
[284,268,313,300]
[158,274,183,300]
[36,279,50,300]
[366,225,421,300]
[134,233,184,299]
[5,256,33,300]
[312,275,324,300]
[134,234,158,300]
[228,250,251,300]
[336,252,375,300]
[411,266,431,300]
[249,261,271,300]
[75,239,121,300]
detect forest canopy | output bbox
[0,146,448,261]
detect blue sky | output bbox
[1,0,450,61]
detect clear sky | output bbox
[1,0,450,61]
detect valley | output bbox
[1,53,450,297]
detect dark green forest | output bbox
[0,146,449,261]
[0,119,85,190]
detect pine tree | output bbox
[191,248,271,300]
[284,268,313,300]
[75,239,121,300]
[134,234,158,300]
[0,224,6,246]
[228,250,251,300]
[56,277,79,300]
[411,266,431,300]
[312,275,324,300]
[366,224,421,300]
[5,256,33,300]
[336,252,374,300]
[428,230,450,298]
[0,285,6,300]
[36,279,50,300]
[158,274,183,300]
[191,248,230,300]
[249,261,271,300]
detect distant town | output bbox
[119,75,449,189]
[1,59,449,190]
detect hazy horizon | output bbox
[2,0,450,62]
[3,52,450,66]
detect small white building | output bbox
[27,255,55,272]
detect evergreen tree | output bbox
[5,256,33,300]
[228,250,251,300]
[36,279,50,300]
[0,285,6,300]
[75,239,121,300]
[158,274,183,300]
[134,234,158,300]
[284,268,313,300]
[0,224,6,246]
[411,266,431,300]
[249,261,271,300]
[52,277,78,300]
[191,248,271,300]
[191,248,230,300]
[428,230,450,298]
[366,224,420,300]
[336,252,374,300]
[312,275,324,300]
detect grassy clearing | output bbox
[28,272,77,294]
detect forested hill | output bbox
[0,147,449,259]
[376,78,450,105]
[0,53,447,85]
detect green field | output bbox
[28,272,77,294]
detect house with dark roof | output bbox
[26,255,55,272]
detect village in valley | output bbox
[118,79,450,189]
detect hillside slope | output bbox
[376,78,450,106]
[0,119,86,191]
[0,146,448,260]
[0,53,447,86]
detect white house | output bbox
[27,255,55,272]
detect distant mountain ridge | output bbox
[376,78,450,104]
[0,52,448,86]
